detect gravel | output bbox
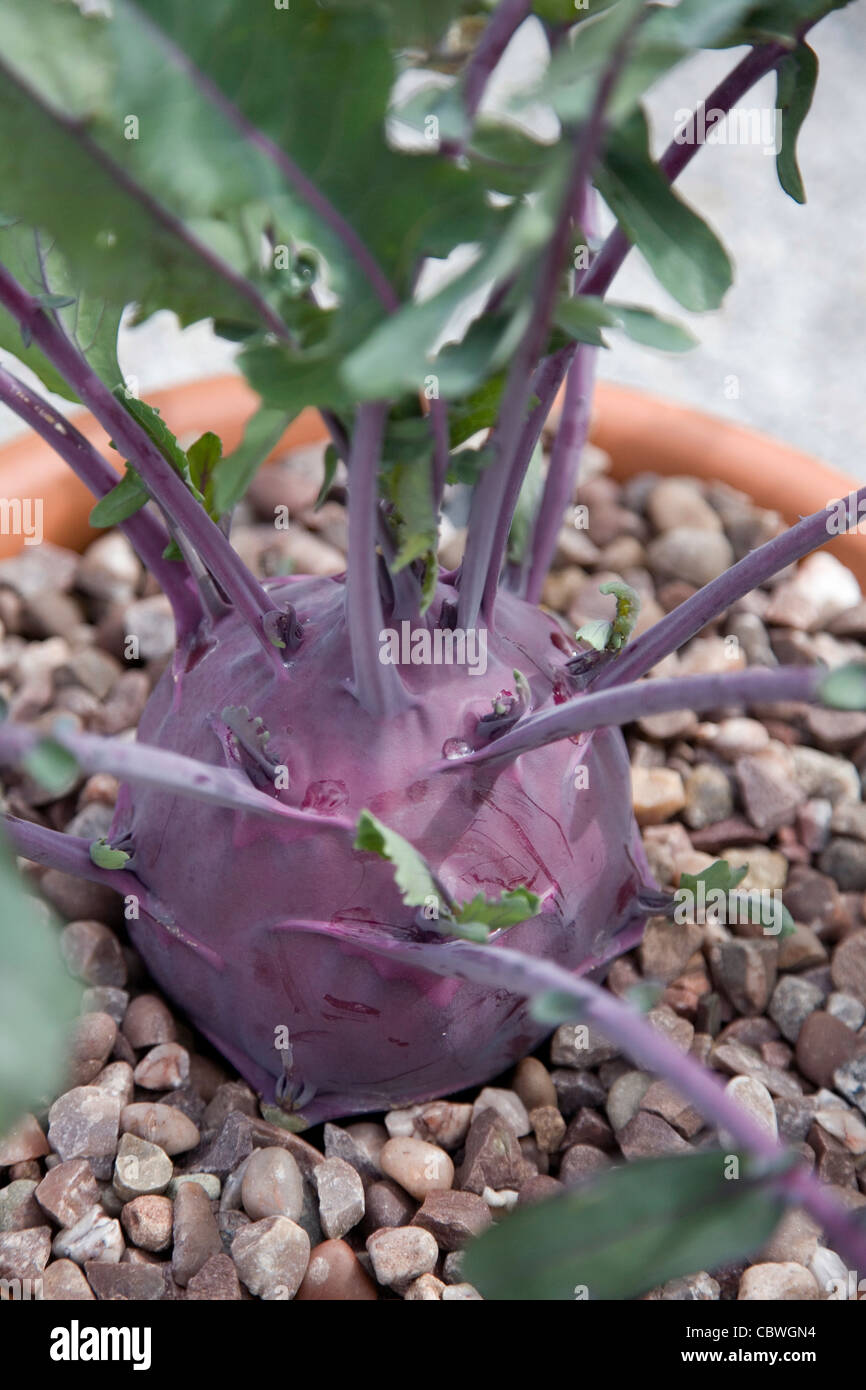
[4,450,866,1302]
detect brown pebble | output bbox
[40,1258,95,1300]
[795,1012,863,1088]
[618,1111,691,1161]
[296,1239,378,1301]
[35,1159,101,1228]
[529,1105,566,1154]
[85,1260,164,1301]
[121,1194,173,1252]
[60,920,126,988]
[0,1113,49,1166]
[517,1174,565,1206]
[363,1179,416,1233]
[512,1057,558,1112]
[172,1179,222,1287]
[186,1251,243,1300]
[121,1102,200,1155]
[558,1145,612,1187]
[122,993,176,1048]
[411,1190,492,1251]
[133,1042,190,1091]
[67,1013,118,1086]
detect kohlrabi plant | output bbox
[2,0,866,1286]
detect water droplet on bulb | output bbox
[442,738,471,760]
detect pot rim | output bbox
[0,372,861,584]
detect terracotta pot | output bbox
[0,373,862,584]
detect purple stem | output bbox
[345,403,411,715]
[592,482,866,693]
[3,815,168,921]
[129,1,399,315]
[502,42,791,567]
[525,343,597,605]
[271,914,866,1269]
[0,264,287,673]
[0,722,355,833]
[457,14,643,630]
[448,0,533,154]
[432,664,821,770]
[0,363,202,635]
[430,395,451,511]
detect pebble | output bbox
[457,1110,533,1195]
[559,1145,612,1186]
[186,1252,243,1300]
[121,1102,200,1155]
[53,1204,124,1265]
[472,1087,531,1137]
[0,1227,51,1282]
[708,939,778,1016]
[737,1262,819,1300]
[295,1239,378,1301]
[697,718,769,759]
[551,1021,619,1068]
[647,478,723,535]
[631,766,686,825]
[551,1068,607,1116]
[172,1178,222,1287]
[761,1207,821,1265]
[85,1261,164,1301]
[793,746,860,804]
[650,1272,720,1301]
[721,1076,778,1146]
[819,838,866,891]
[442,1281,483,1300]
[795,1012,862,1088]
[809,1246,851,1299]
[40,1258,95,1300]
[239,1147,304,1224]
[813,1105,866,1155]
[113,1134,173,1201]
[67,1012,118,1086]
[167,1173,220,1201]
[827,991,866,1030]
[77,532,142,602]
[778,924,827,972]
[364,1180,416,1232]
[563,1107,616,1151]
[93,1061,135,1107]
[647,526,733,587]
[34,1159,100,1228]
[60,920,127,987]
[122,993,176,1048]
[618,1111,691,1160]
[639,917,702,985]
[769,976,825,1043]
[833,1055,866,1116]
[133,1043,190,1090]
[683,764,734,830]
[517,1175,565,1206]
[323,1122,382,1182]
[736,748,804,833]
[0,1180,47,1233]
[47,1087,120,1164]
[404,1273,445,1300]
[379,1137,454,1202]
[231,1215,310,1299]
[797,798,833,853]
[831,800,866,841]
[0,1113,49,1166]
[413,1102,472,1151]
[831,930,866,1003]
[606,1070,652,1133]
[366,1226,438,1290]
[81,987,129,1025]
[411,1190,492,1251]
[529,1105,566,1153]
[121,1194,173,1252]
[513,1057,558,1112]
[639,1081,704,1140]
[313,1157,365,1239]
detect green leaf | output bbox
[354,810,441,910]
[212,406,293,516]
[0,220,122,397]
[776,44,819,204]
[463,1150,786,1300]
[607,303,697,352]
[455,886,540,932]
[554,296,614,348]
[529,989,585,1026]
[22,737,79,797]
[507,439,545,567]
[89,837,130,870]
[596,110,734,312]
[89,467,149,528]
[0,828,79,1133]
[314,443,341,512]
[680,859,748,899]
[819,663,866,711]
[598,578,641,649]
[448,375,507,450]
[574,618,613,652]
[186,431,222,496]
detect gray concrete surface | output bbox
[0,7,863,476]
